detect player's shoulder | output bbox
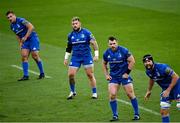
[118,46,128,51]
[103,48,111,55]
[16,17,26,22]
[155,62,170,71]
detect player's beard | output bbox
[145,64,154,70]
[73,27,80,32]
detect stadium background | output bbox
[0,0,180,122]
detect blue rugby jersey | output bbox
[67,28,95,57]
[103,46,131,77]
[10,17,37,38]
[146,63,175,90]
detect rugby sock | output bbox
[22,62,28,76]
[36,61,44,74]
[110,100,118,117]
[162,116,170,123]
[70,83,75,93]
[92,87,97,94]
[131,98,139,115]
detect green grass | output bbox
[0,0,180,122]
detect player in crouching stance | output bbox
[64,17,99,100]
[6,10,45,81]
[143,54,180,123]
[102,36,140,121]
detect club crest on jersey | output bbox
[108,55,111,58]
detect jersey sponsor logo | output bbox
[109,60,123,63]
[16,29,24,34]
[72,40,86,44]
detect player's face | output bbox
[72,20,81,31]
[108,40,118,51]
[7,13,16,23]
[144,60,154,70]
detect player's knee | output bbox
[110,94,116,100]
[160,109,169,116]
[126,92,135,99]
[160,101,171,109]
[21,56,28,61]
[86,73,94,79]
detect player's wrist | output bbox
[64,52,71,60]
[126,68,131,74]
[94,50,99,57]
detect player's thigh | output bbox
[31,50,40,59]
[68,66,79,76]
[21,49,30,58]
[123,83,135,97]
[84,66,94,75]
[108,83,120,95]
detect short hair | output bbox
[72,16,80,22]
[108,36,117,42]
[143,54,154,63]
[6,10,14,16]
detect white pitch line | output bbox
[11,64,52,79]
[117,99,160,116]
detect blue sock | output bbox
[70,83,75,93]
[22,62,28,76]
[92,87,97,93]
[131,98,139,115]
[110,100,118,117]
[36,61,44,74]
[162,116,170,123]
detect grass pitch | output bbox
[0,0,180,122]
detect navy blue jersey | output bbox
[10,17,37,38]
[67,28,95,57]
[103,46,131,77]
[146,63,175,90]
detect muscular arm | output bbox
[102,60,111,80]
[64,42,72,66]
[90,39,99,61]
[22,22,34,42]
[127,55,135,71]
[122,55,135,78]
[163,72,179,97]
[144,79,155,100]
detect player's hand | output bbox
[21,37,27,42]
[19,41,23,48]
[64,59,68,66]
[93,56,98,62]
[162,90,170,98]
[105,74,112,81]
[144,91,151,101]
[122,73,129,78]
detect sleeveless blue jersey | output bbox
[146,63,175,90]
[103,46,131,77]
[10,17,37,38]
[67,28,95,57]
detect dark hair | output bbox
[6,10,14,16]
[108,36,117,42]
[143,54,154,62]
[72,16,80,22]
